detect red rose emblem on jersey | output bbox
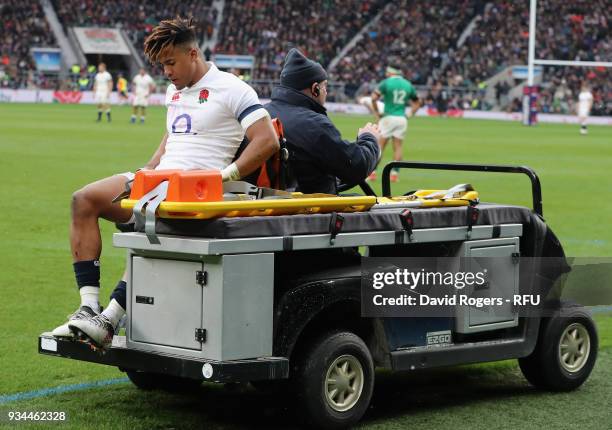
[198,89,209,103]
[171,92,180,102]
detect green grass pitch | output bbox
[0,103,610,429]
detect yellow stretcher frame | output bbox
[376,190,479,208]
[121,196,377,220]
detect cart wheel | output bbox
[293,331,374,429]
[125,369,202,392]
[519,304,598,391]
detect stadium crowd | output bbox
[215,0,385,84]
[1,0,610,115]
[0,0,57,89]
[331,0,485,95]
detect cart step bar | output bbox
[38,334,289,383]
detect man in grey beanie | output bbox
[265,48,380,194]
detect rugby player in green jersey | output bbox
[369,66,421,182]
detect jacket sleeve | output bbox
[312,117,380,186]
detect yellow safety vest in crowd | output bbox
[117,77,127,92]
[71,64,80,74]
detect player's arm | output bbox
[407,87,421,118]
[222,84,280,181]
[408,98,422,118]
[371,90,382,119]
[229,116,279,181]
[108,78,113,93]
[371,80,386,120]
[142,133,168,170]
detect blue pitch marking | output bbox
[0,378,129,405]
[589,305,612,314]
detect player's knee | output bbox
[71,188,97,218]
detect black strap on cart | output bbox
[395,209,414,244]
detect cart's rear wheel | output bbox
[293,331,374,429]
[519,304,597,391]
[125,369,202,392]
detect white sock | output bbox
[80,286,100,312]
[101,299,125,327]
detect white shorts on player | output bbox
[132,94,149,107]
[95,92,110,105]
[379,115,407,139]
[578,105,590,118]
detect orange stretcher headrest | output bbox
[129,169,223,202]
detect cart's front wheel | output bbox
[294,331,374,429]
[125,369,202,392]
[519,304,598,391]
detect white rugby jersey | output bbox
[157,63,269,171]
[133,73,155,96]
[94,71,112,94]
[578,91,593,108]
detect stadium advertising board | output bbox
[212,54,255,70]
[31,48,62,72]
[73,27,131,55]
[512,65,543,79]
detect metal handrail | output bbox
[381,161,543,216]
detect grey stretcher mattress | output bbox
[138,203,536,239]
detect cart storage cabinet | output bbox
[455,237,520,333]
[129,253,274,361]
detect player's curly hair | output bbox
[143,16,197,63]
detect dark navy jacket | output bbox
[265,86,379,194]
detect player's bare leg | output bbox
[96,104,103,122]
[103,103,111,122]
[70,175,132,261]
[52,175,132,338]
[63,175,133,344]
[367,137,388,181]
[390,137,403,182]
[579,115,588,135]
[392,137,403,162]
[131,105,138,123]
[140,106,146,124]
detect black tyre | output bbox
[293,331,374,429]
[519,304,598,391]
[126,369,202,392]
